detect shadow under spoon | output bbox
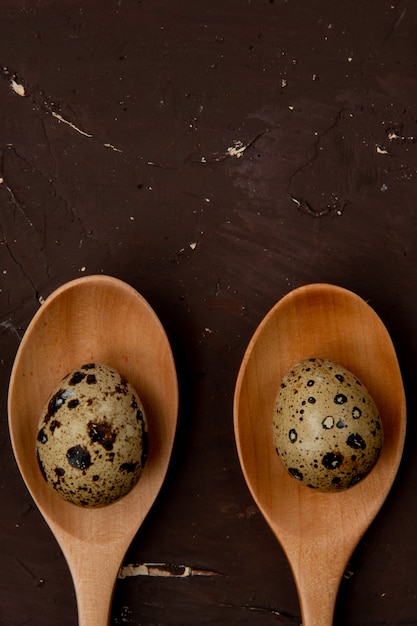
[234,283,406,626]
[8,275,178,626]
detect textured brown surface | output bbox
[1,1,417,624]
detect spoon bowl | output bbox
[8,275,178,626]
[234,283,406,626]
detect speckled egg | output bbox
[36,363,148,507]
[272,358,383,492]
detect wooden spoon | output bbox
[8,275,178,626]
[234,283,406,626]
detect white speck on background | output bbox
[227,140,247,158]
[388,130,400,140]
[11,79,25,96]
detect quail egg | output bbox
[36,363,148,507]
[272,358,383,492]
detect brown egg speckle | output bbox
[36,363,148,507]
[272,358,383,492]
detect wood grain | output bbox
[234,283,406,626]
[8,275,178,626]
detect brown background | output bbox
[1,1,417,624]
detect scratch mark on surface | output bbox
[2,143,78,226]
[287,108,346,190]
[291,194,345,218]
[0,319,22,340]
[2,65,124,153]
[0,162,34,228]
[15,557,44,588]
[214,277,221,297]
[50,113,123,153]
[104,142,123,153]
[383,2,409,44]
[220,601,299,622]
[287,108,349,217]
[51,112,93,138]
[118,562,221,579]
[1,235,41,304]
[15,558,36,580]
[50,111,123,152]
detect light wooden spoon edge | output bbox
[234,283,406,625]
[8,275,179,625]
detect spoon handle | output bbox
[286,537,348,626]
[66,541,122,626]
[297,575,338,626]
[75,573,116,626]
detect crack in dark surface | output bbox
[287,108,349,218]
[382,0,410,44]
[1,63,124,156]
[1,235,41,304]
[0,143,81,230]
[219,601,299,622]
[1,62,274,177]
[0,148,35,228]
[0,144,88,306]
[290,193,346,218]
[146,129,273,170]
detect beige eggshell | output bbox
[272,358,383,492]
[36,363,148,507]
